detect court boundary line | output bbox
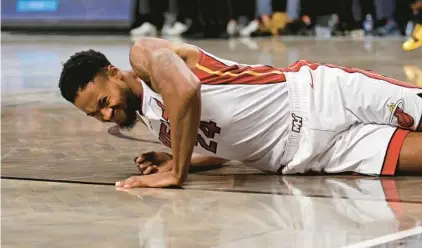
[3,176,422,205]
[1,176,114,186]
[342,226,422,248]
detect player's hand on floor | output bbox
[115,170,182,188]
[134,151,173,175]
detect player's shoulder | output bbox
[130,37,198,55]
[130,37,200,69]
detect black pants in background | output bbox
[395,0,416,34]
[197,0,231,37]
[336,0,364,30]
[132,0,169,29]
[416,9,422,24]
[272,0,287,12]
[229,0,255,20]
[176,0,197,24]
[301,0,337,26]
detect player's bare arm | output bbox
[115,38,202,188]
[128,37,200,80]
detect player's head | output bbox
[58,49,140,129]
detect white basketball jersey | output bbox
[137,49,290,172]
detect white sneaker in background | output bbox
[130,22,158,36]
[165,22,188,36]
[161,24,171,35]
[227,20,238,36]
[239,20,259,37]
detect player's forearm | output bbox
[191,154,230,167]
[168,92,201,182]
[150,48,202,184]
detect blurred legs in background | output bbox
[373,0,398,36]
[268,0,288,36]
[395,0,414,35]
[227,0,256,37]
[335,0,361,36]
[131,0,169,36]
[403,1,422,51]
[128,0,421,41]
[286,0,300,20]
[196,0,231,38]
[239,0,273,36]
[163,0,196,36]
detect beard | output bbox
[118,89,141,130]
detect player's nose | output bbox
[101,107,114,122]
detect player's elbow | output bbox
[150,48,176,65]
[184,77,201,99]
[177,83,201,111]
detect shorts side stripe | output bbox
[381,129,410,175]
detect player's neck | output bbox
[121,70,144,104]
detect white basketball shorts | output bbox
[280,60,422,176]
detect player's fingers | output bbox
[137,161,153,174]
[134,156,145,165]
[124,178,146,188]
[135,154,148,164]
[134,151,156,164]
[139,161,152,170]
[142,165,158,175]
[115,176,143,188]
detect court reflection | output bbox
[403,65,422,87]
[120,177,422,248]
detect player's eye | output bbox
[99,97,108,108]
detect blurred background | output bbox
[1,0,421,95]
[1,0,421,43]
[1,3,422,247]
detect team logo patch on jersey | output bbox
[291,113,303,133]
[388,99,415,129]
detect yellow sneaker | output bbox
[259,14,273,33]
[403,24,422,51]
[271,12,288,36]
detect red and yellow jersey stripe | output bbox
[191,50,287,85]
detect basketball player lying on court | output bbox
[58,37,422,189]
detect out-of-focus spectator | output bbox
[266,0,289,36]
[334,0,359,36]
[130,0,169,37]
[227,0,289,37]
[395,0,415,35]
[240,0,273,36]
[226,0,256,36]
[286,0,300,20]
[163,0,196,36]
[372,0,398,36]
[403,0,422,51]
[129,0,421,40]
[282,0,336,36]
[196,0,231,38]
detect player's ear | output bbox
[105,65,123,80]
